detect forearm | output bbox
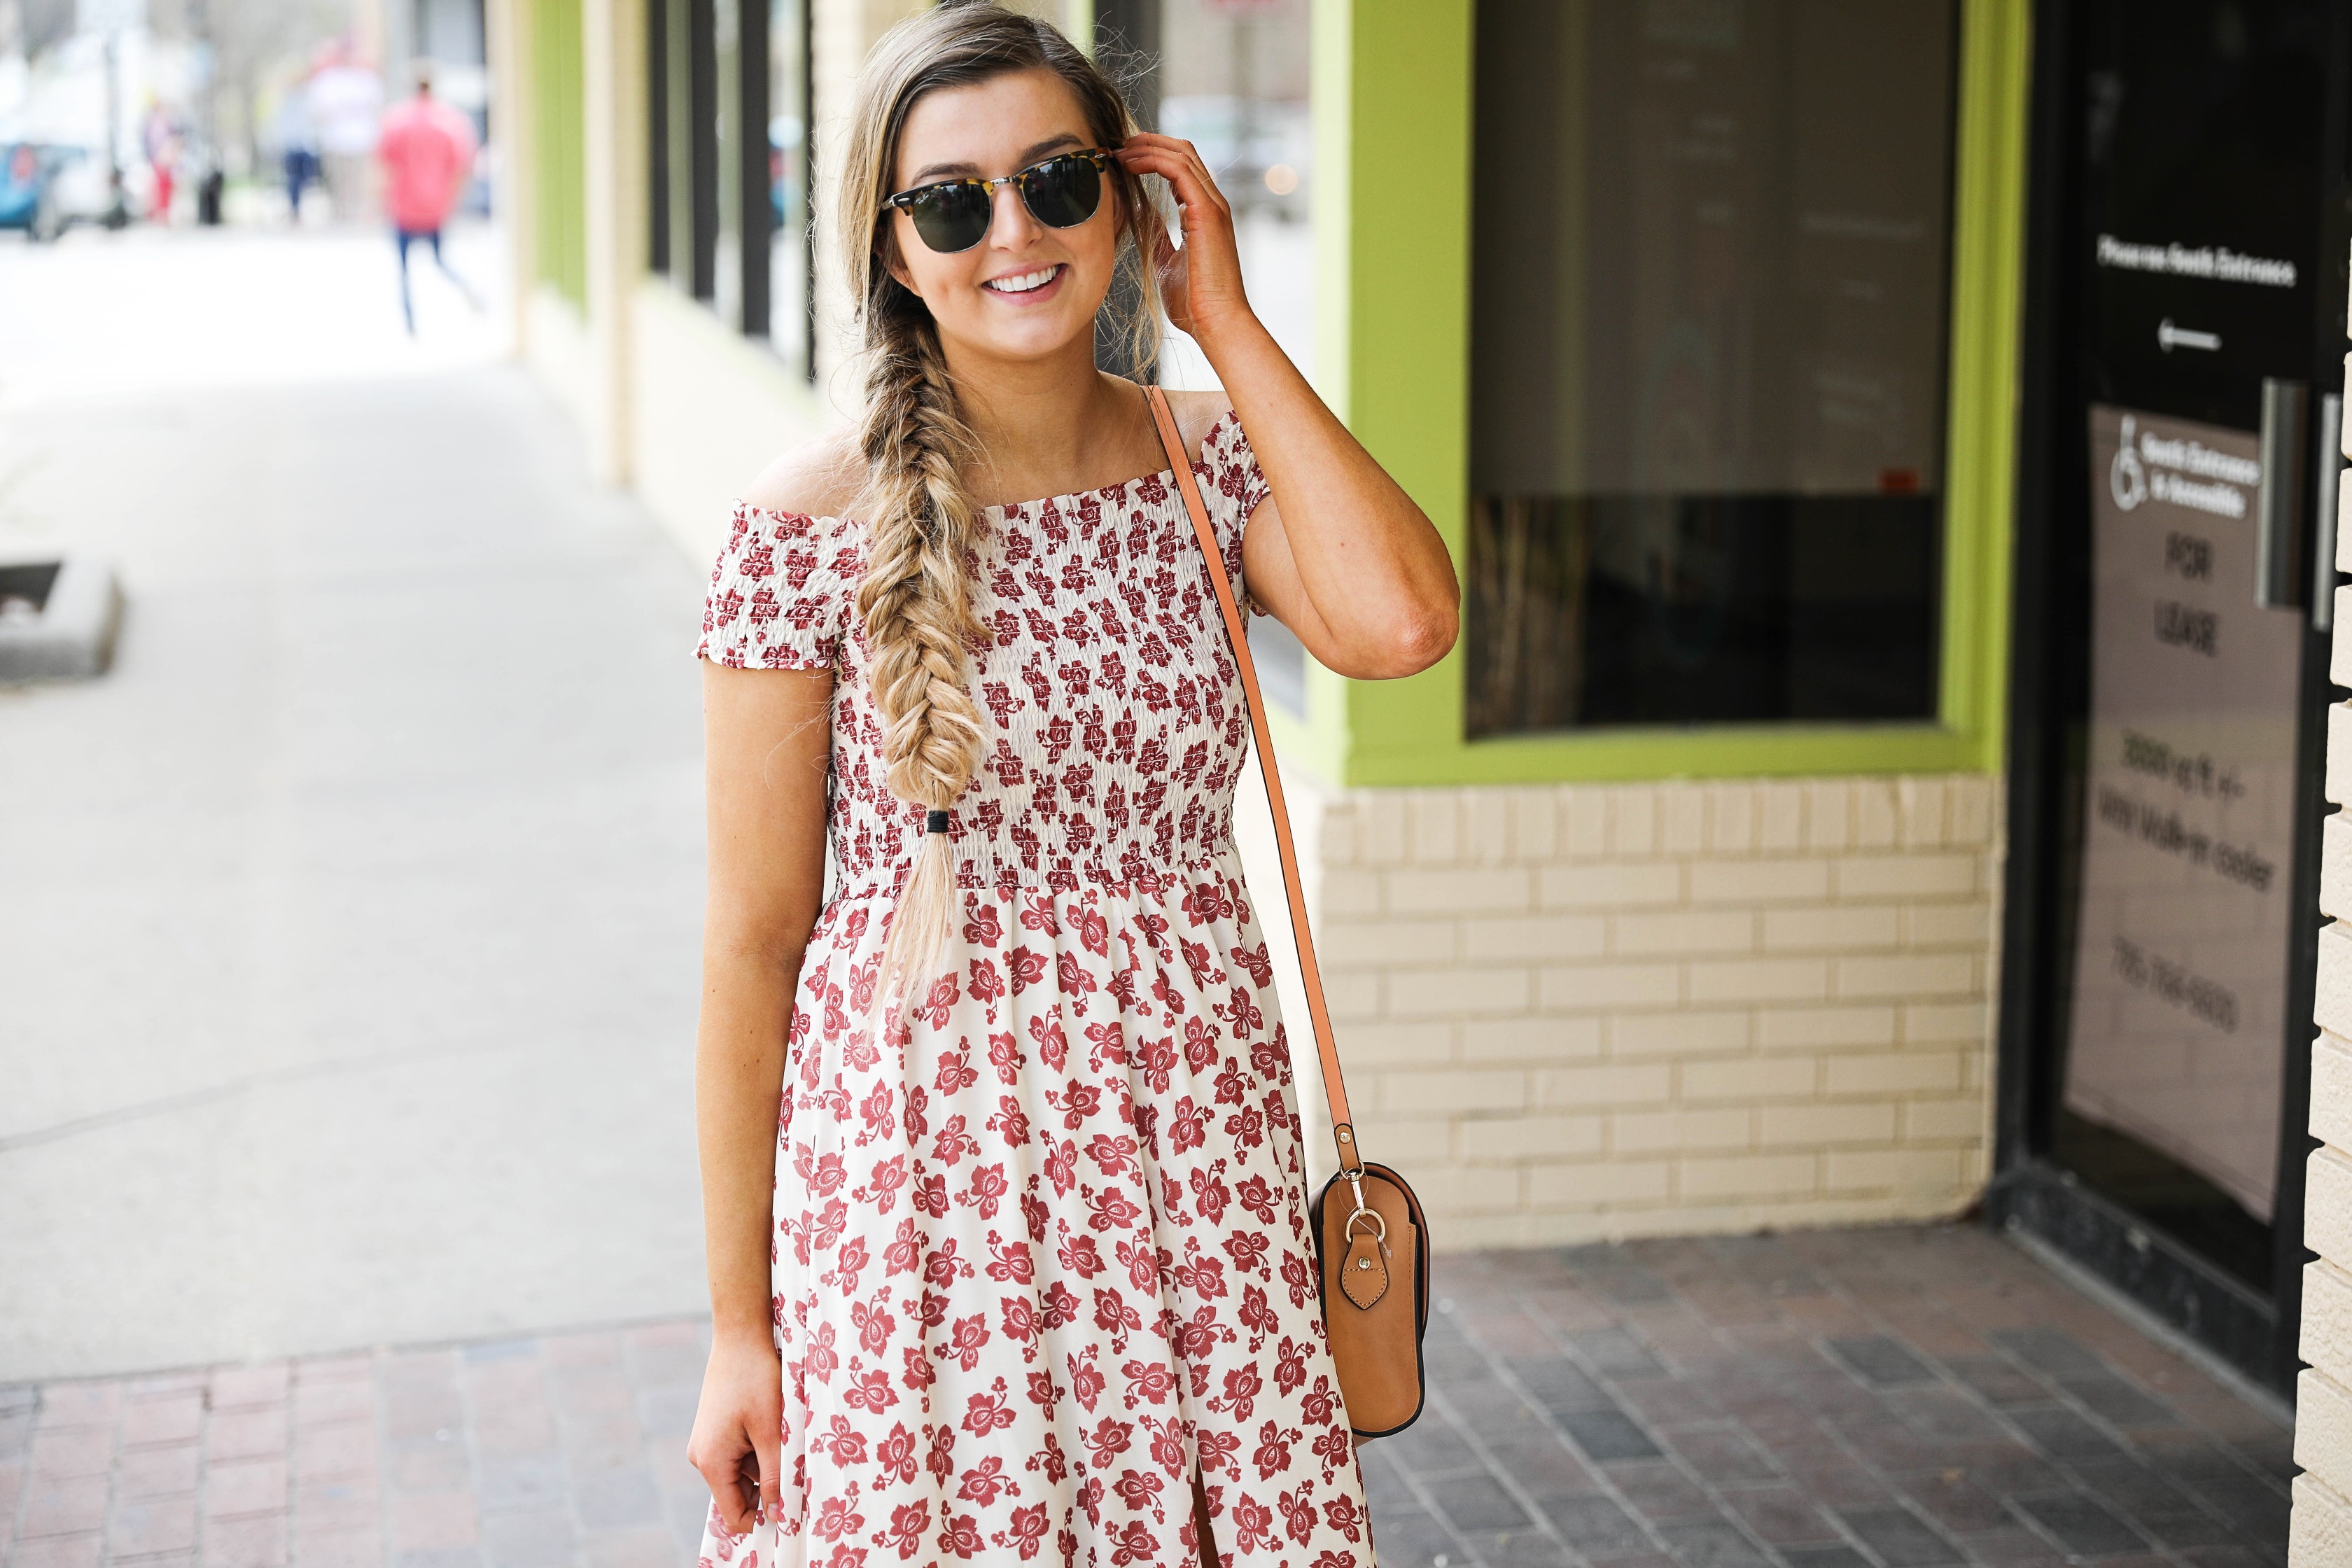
[1195,314,1458,668]
[695,946,803,1343]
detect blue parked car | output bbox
[1,144,62,240]
[0,144,104,241]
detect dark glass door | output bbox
[1997,0,2351,1392]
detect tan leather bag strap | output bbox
[1144,386,1364,1179]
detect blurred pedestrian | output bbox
[377,63,482,333]
[142,100,182,223]
[308,43,384,222]
[275,86,321,221]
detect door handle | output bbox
[2256,377,2309,609]
[2317,391,2343,630]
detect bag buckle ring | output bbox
[1344,1186,1391,1261]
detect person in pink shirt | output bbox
[377,66,482,332]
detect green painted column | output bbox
[1293,0,1474,787]
[1939,0,2032,776]
[532,0,589,312]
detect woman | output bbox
[687,7,1456,1565]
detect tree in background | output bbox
[4,0,82,63]
[143,0,350,177]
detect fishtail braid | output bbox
[837,3,1170,1027]
[851,289,988,1019]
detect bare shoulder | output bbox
[1161,387,1237,463]
[741,428,864,519]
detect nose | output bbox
[988,178,1040,248]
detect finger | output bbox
[1118,153,1229,229]
[727,1460,760,1534]
[1113,145,1193,186]
[1123,130,1217,174]
[738,1452,767,1525]
[1118,142,1222,193]
[1166,140,1232,214]
[704,1469,748,1534]
[696,1439,755,1533]
[755,1416,784,1526]
[1178,155,1234,220]
[1116,141,1222,201]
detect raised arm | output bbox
[1114,134,1461,681]
[687,659,832,1534]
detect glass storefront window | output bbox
[1154,0,1313,390]
[713,0,746,328]
[1466,0,1959,737]
[645,0,808,374]
[769,0,811,373]
[1135,0,1312,710]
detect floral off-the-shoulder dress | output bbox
[694,410,1377,1568]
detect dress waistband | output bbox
[825,848,1247,904]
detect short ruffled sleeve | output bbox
[696,504,858,670]
[1196,410,1273,615]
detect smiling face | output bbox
[883,68,1121,371]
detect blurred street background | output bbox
[0,218,715,1382]
[0,0,715,1386]
[0,219,717,1390]
[0,3,736,1559]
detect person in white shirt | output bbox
[307,48,384,223]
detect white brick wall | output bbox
[1235,769,2002,1252]
[2292,339,2352,1565]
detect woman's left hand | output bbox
[1114,134,1254,346]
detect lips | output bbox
[983,264,1063,295]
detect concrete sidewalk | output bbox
[0,1224,2291,1568]
[0,360,713,1380]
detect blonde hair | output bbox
[839,2,1167,1026]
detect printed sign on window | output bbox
[2063,405,2301,1222]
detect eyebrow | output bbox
[906,133,1086,186]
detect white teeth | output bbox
[984,266,1058,294]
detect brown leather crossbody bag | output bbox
[1147,386,1432,1441]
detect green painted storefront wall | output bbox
[531,0,589,311]
[1302,0,2032,789]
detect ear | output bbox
[1121,174,1165,258]
[1111,169,1138,241]
[880,226,917,295]
[1101,173,1135,264]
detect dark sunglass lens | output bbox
[908,183,990,253]
[1021,156,1102,229]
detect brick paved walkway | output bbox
[0,1224,2292,1568]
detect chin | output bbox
[958,311,1096,363]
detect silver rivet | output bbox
[1357,1258,1371,1269]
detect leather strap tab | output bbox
[1144,386,1362,1177]
[1340,1226,1390,1309]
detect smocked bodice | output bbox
[696,409,1269,894]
